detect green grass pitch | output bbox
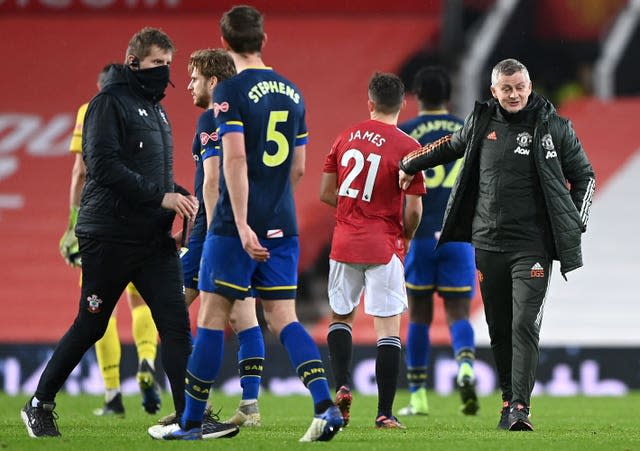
[2,391,639,450]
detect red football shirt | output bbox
[324,119,425,264]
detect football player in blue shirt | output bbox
[183,48,264,430]
[397,66,479,417]
[151,48,265,439]
[156,6,342,442]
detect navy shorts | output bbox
[198,234,299,300]
[180,232,205,290]
[405,238,476,298]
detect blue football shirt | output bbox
[399,112,463,239]
[211,68,308,238]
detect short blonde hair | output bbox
[188,49,236,82]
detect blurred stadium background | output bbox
[1,0,638,398]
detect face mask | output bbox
[131,65,171,100]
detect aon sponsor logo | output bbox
[514,146,530,155]
[545,150,558,159]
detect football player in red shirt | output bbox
[320,72,425,429]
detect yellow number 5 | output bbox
[263,110,289,167]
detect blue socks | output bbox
[280,322,332,412]
[450,319,475,364]
[182,327,224,425]
[406,322,429,393]
[237,325,264,400]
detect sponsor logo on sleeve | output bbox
[542,133,557,159]
[213,101,229,117]
[200,131,218,146]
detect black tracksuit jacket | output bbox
[400,94,595,277]
[76,65,187,244]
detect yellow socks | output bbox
[131,305,158,364]
[95,316,121,391]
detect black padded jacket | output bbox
[76,65,186,244]
[400,95,595,277]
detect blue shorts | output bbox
[180,232,205,290]
[405,238,476,299]
[198,234,298,300]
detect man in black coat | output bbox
[21,27,198,438]
[399,58,595,431]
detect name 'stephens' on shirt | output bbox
[348,129,386,148]
[410,119,462,141]
[248,80,300,104]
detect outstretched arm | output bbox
[399,117,470,189]
[400,134,463,174]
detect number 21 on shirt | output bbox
[338,148,381,202]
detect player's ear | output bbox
[127,54,140,70]
[262,33,268,50]
[220,36,230,50]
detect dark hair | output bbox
[220,5,264,54]
[413,66,451,107]
[126,27,175,61]
[368,72,405,114]
[97,63,121,89]
[188,49,236,83]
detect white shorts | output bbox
[328,254,408,317]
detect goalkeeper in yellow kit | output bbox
[59,64,161,417]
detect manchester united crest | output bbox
[516,132,532,147]
[541,133,555,151]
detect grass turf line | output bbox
[2,391,639,450]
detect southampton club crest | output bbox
[86,294,103,313]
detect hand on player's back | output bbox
[399,169,415,191]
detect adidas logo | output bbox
[486,131,497,140]
[530,262,544,278]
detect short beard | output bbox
[196,95,209,109]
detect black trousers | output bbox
[475,249,552,406]
[36,236,191,415]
